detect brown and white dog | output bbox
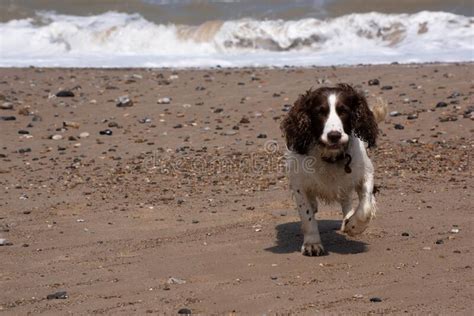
[281,83,387,256]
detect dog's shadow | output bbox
[265,219,367,255]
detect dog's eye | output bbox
[315,105,329,115]
[337,105,350,115]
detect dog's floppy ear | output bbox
[338,83,378,147]
[280,91,314,155]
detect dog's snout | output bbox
[327,131,342,143]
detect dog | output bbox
[280,83,387,256]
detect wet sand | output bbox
[0,64,473,314]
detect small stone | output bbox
[52,134,63,140]
[108,121,119,128]
[116,95,133,107]
[18,148,31,154]
[423,246,431,250]
[368,79,380,86]
[353,294,364,299]
[223,130,237,136]
[0,102,13,110]
[435,239,444,245]
[191,220,199,224]
[177,308,192,315]
[99,129,113,136]
[79,132,90,138]
[0,238,13,246]
[450,228,460,234]
[56,90,74,97]
[18,130,29,135]
[381,85,393,90]
[0,116,16,121]
[436,101,448,108]
[240,117,250,124]
[46,291,68,300]
[401,232,409,236]
[257,133,267,138]
[389,111,400,117]
[370,297,382,303]
[157,97,171,104]
[63,121,80,129]
[394,124,404,130]
[407,113,418,120]
[167,277,186,285]
[173,124,183,129]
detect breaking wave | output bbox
[0,11,472,67]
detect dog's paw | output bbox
[301,242,326,256]
[342,214,370,236]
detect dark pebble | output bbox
[18,130,29,134]
[240,117,250,124]
[0,116,16,121]
[436,102,448,108]
[56,90,75,97]
[18,148,31,154]
[381,85,393,90]
[368,79,380,86]
[191,220,199,224]
[394,124,404,130]
[178,308,192,315]
[435,239,444,245]
[108,121,119,128]
[370,297,382,303]
[47,291,68,300]
[401,232,409,236]
[99,129,113,136]
[257,133,267,138]
[173,124,183,129]
[213,108,223,113]
[407,114,418,120]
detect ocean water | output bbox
[0,0,473,67]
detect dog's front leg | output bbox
[343,173,376,236]
[293,189,325,256]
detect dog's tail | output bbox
[370,97,388,124]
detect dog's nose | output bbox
[327,131,342,143]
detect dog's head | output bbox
[281,83,378,157]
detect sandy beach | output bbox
[0,64,473,314]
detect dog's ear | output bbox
[280,91,314,155]
[338,84,378,147]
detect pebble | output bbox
[257,133,267,138]
[389,111,400,117]
[177,308,192,315]
[394,124,404,130]
[450,228,459,234]
[368,79,380,86]
[116,95,133,107]
[407,113,418,120]
[0,116,16,121]
[381,85,393,90]
[167,277,186,285]
[79,132,90,138]
[240,117,250,124]
[370,297,382,303]
[46,291,68,300]
[435,239,444,245]
[18,130,29,135]
[138,117,152,124]
[223,130,237,136]
[401,232,409,236]
[0,238,13,246]
[18,148,31,154]
[435,102,448,108]
[99,129,113,136]
[56,90,75,97]
[157,97,171,104]
[52,134,63,140]
[0,102,13,110]
[63,121,80,129]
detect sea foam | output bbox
[0,11,472,67]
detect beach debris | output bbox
[18,130,29,135]
[257,133,267,138]
[450,228,460,234]
[99,129,113,136]
[368,79,380,86]
[79,132,90,138]
[51,134,63,140]
[63,121,80,128]
[394,124,404,130]
[435,101,448,108]
[157,97,171,104]
[401,232,409,237]
[389,111,400,117]
[56,90,75,97]
[167,277,186,285]
[370,297,382,303]
[47,291,68,300]
[116,95,133,107]
[435,239,444,244]
[138,117,152,124]
[18,148,31,154]
[240,116,250,124]
[381,85,393,90]
[353,294,364,299]
[0,102,13,110]
[407,113,418,120]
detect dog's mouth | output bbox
[319,141,347,151]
